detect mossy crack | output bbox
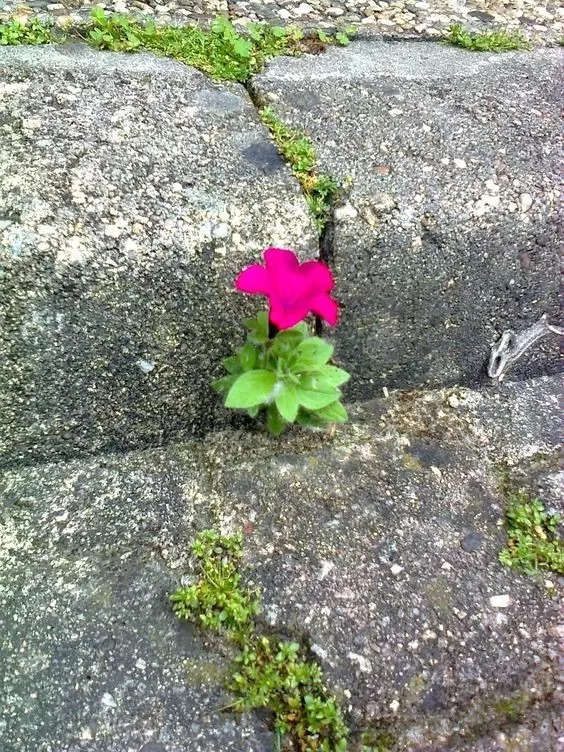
[171,529,348,751]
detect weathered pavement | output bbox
[0,35,563,752]
[0,376,562,751]
[0,44,317,467]
[251,43,562,396]
[1,42,562,465]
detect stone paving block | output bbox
[0,44,317,468]
[1,376,561,750]
[251,43,563,398]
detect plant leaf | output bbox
[312,400,348,423]
[223,355,242,374]
[275,382,299,422]
[225,370,276,409]
[315,365,350,388]
[293,338,333,371]
[295,387,339,410]
[266,404,286,436]
[212,375,237,394]
[239,343,258,371]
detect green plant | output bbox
[213,312,349,436]
[171,530,349,751]
[170,530,260,640]
[0,18,55,45]
[499,492,563,575]
[85,10,349,82]
[259,107,338,234]
[445,24,530,52]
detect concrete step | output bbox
[1,41,562,471]
[0,375,562,751]
[0,44,317,468]
[251,43,562,396]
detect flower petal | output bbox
[300,260,334,293]
[235,265,270,294]
[311,293,339,326]
[263,247,300,276]
[269,300,310,330]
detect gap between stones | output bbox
[243,79,342,337]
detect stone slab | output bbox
[250,43,563,398]
[0,44,317,469]
[1,375,562,750]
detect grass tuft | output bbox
[0,18,55,45]
[499,492,563,575]
[259,107,338,234]
[171,530,348,752]
[445,24,530,52]
[86,10,353,82]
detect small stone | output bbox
[441,561,452,571]
[454,158,467,169]
[318,560,334,580]
[389,699,400,712]
[135,658,147,670]
[447,394,460,408]
[326,6,345,16]
[334,202,358,221]
[520,193,533,213]
[101,692,117,708]
[430,466,442,479]
[507,201,518,213]
[389,108,403,117]
[375,165,391,176]
[348,652,372,673]
[22,118,41,130]
[485,179,499,193]
[311,643,328,660]
[490,594,511,609]
[390,563,403,575]
[211,222,230,239]
[104,224,122,238]
[46,3,66,13]
[136,359,155,374]
[422,629,437,640]
[294,2,313,16]
[461,531,484,552]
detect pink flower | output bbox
[235,248,339,330]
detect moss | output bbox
[400,452,423,471]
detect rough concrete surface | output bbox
[1,375,562,751]
[0,44,317,468]
[251,43,563,397]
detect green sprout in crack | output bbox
[259,107,338,234]
[499,492,563,575]
[445,24,530,52]
[171,530,348,751]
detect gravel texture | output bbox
[0,375,562,751]
[1,0,563,44]
[251,43,563,397]
[0,44,317,468]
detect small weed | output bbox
[499,492,563,575]
[171,530,348,751]
[170,530,259,640]
[86,11,353,82]
[360,728,397,751]
[0,18,55,45]
[445,24,530,52]
[259,107,338,234]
